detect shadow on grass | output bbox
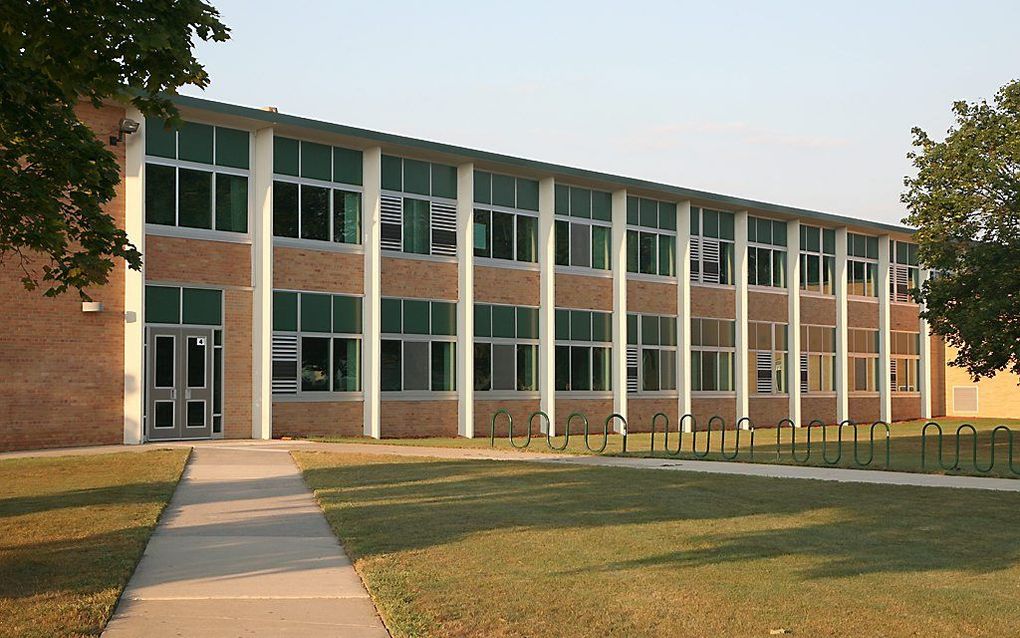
[0,481,181,519]
[300,455,1020,581]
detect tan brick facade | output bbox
[802,396,838,425]
[748,290,788,323]
[627,279,678,315]
[555,273,612,310]
[890,303,919,332]
[381,257,457,300]
[474,399,541,437]
[749,395,790,427]
[691,285,735,318]
[555,398,615,433]
[691,397,736,429]
[849,396,881,423]
[801,295,836,326]
[847,298,878,329]
[145,235,251,288]
[273,401,364,437]
[474,266,540,306]
[628,398,679,433]
[380,400,458,437]
[891,395,921,421]
[274,247,364,294]
[222,289,253,439]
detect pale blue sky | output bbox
[185,0,1020,225]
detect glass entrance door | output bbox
[146,327,214,440]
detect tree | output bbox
[0,0,229,298]
[903,79,1020,380]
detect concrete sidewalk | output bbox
[102,446,389,637]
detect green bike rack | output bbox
[650,412,669,454]
[851,421,890,467]
[954,424,1019,475]
[735,417,756,461]
[821,419,854,465]
[921,421,957,471]
[531,411,557,450]
[716,416,741,460]
[490,409,511,447]
[693,415,716,458]
[669,414,696,456]
[775,418,797,462]
[583,413,608,453]
[607,413,628,454]
[508,409,531,449]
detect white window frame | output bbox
[689,207,735,286]
[554,307,613,395]
[473,303,540,397]
[690,317,736,394]
[379,296,458,397]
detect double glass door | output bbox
[146,327,214,440]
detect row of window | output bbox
[474,303,539,393]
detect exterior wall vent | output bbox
[952,386,978,414]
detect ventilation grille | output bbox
[891,264,911,303]
[690,237,701,282]
[953,386,978,413]
[271,334,298,394]
[701,238,720,284]
[380,195,402,251]
[800,353,809,393]
[626,346,639,393]
[430,201,457,256]
[756,351,773,394]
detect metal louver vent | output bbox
[690,236,701,282]
[430,201,457,256]
[701,238,720,284]
[953,386,978,413]
[626,346,639,393]
[381,195,402,251]
[271,334,298,394]
[756,351,773,394]
[800,353,809,394]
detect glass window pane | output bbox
[642,349,660,391]
[591,191,612,221]
[659,235,676,276]
[474,343,492,391]
[492,173,515,207]
[146,285,181,324]
[182,288,222,326]
[431,341,455,391]
[154,335,175,387]
[639,232,657,274]
[300,141,331,181]
[300,293,331,333]
[403,198,430,254]
[639,198,657,228]
[273,291,297,331]
[145,163,176,225]
[333,147,362,185]
[273,181,299,238]
[301,336,330,391]
[403,341,429,391]
[215,173,248,232]
[274,137,299,176]
[145,118,176,158]
[179,168,213,229]
[627,230,639,273]
[570,310,592,341]
[333,190,361,244]
[474,304,491,337]
[332,295,362,334]
[555,220,570,265]
[661,350,677,390]
[403,159,430,195]
[492,211,514,260]
[333,337,360,391]
[555,345,570,390]
[592,347,611,391]
[691,351,702,391]
[571,346,591,391]
[660,316,677,346]
[570,187,591,218]
[659,202,677,230]
[381,298,402,334]
[178,122,213,164]
[570,223,591,268]
[516,215,537,262]
[555,309,570,340]
[517,179,540,211]
[555,184,570,215]
[641,315,659,345]
[592,312,611,342]
[381,340,402,391]
[403,300,430,334]
[431,164,457,199]
[474,171,491,204]
[517,307,538,339]
[591,225,610,270]
[431,301,456,336]
[517,344,538,391]
[300,184,329,241]
[491,305,515,338]
[381,155,402,191]
[756,247,772,286]
[474,209,491,257]
[491,344,515,391]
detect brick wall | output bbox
[628,397,679,433]
[931,336,947,417]
[749,395,789,427]
[274,247,363,294]
[802,396,837,425]
[691,285,735,318]
[145,235,251,287]
[748,290,788,323]
[847,299,878,329]
[380,400,458,437]
[801,295,836,325]
[691,397,736,429]
[474,399,540,437]
[555,273,612,310]
[474,266,539,306]
[555,398,615,433]
[0,103,127,451]
[849,396,880,423]
[627,279,677,315]
[890,303,919,332]
[891,395,921,422]
[381,257,457,300]
[273,401,364,437]
[943,344,1020,418]
[222,289,253,439]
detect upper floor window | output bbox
[748,321,788,394]
[747,216,788,288]
[847,232,879,297]
[474,303,539,392]
[626,196,677,277]
[626,313,678,393]
[271,290,362,395]
[145,120,250,233]
[554,185,612,271]
[555,308,612,391]
[473,171,539,264]
[272,137,363,245]
[799,225,835,295]
[380,156,457,257]
[890,240,920,303]
[691,317,735,392]
[690,207,735,285]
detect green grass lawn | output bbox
[0,449,189,638]
[312,417,1020,478]
[296,450,1020,638]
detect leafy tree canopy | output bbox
[0,0,228,298]
[903,79,1020,379]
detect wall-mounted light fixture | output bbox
[82,301,104,313]
[109,118,140,146]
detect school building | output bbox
[1,96,1016,451]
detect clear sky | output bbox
[184,0,1020,225]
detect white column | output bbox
[122,106,145,445]
[678,201,693,429]
[537,177,556,434]
[918,268,932,419]
[611,190,628,432]
[877,235,892,423]
[834,226,849,424]
[786,220,802,427]
[362,147,383,438]
[251,126,274,440]
[734,211,750,423]
[457,163,475,437]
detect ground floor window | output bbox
[555,307,612,391]
[474,303,539,392]
[380,297,457,392]
[691,317,735,392]
[271,290,362,395]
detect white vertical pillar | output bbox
[457,163,474,437]
[122,106,145,445]
[786,220,802,427]
[834,226,849,424]
[611,189,628,433]
[918,268,932,419]
[734,211,750,423]
[363,147,383,438]
[537,177,556,434]
[251,126,274,440]
[678,201,693,429]
[877,235,892,423]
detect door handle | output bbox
[170,388,176,400]
[185,388,192,400]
